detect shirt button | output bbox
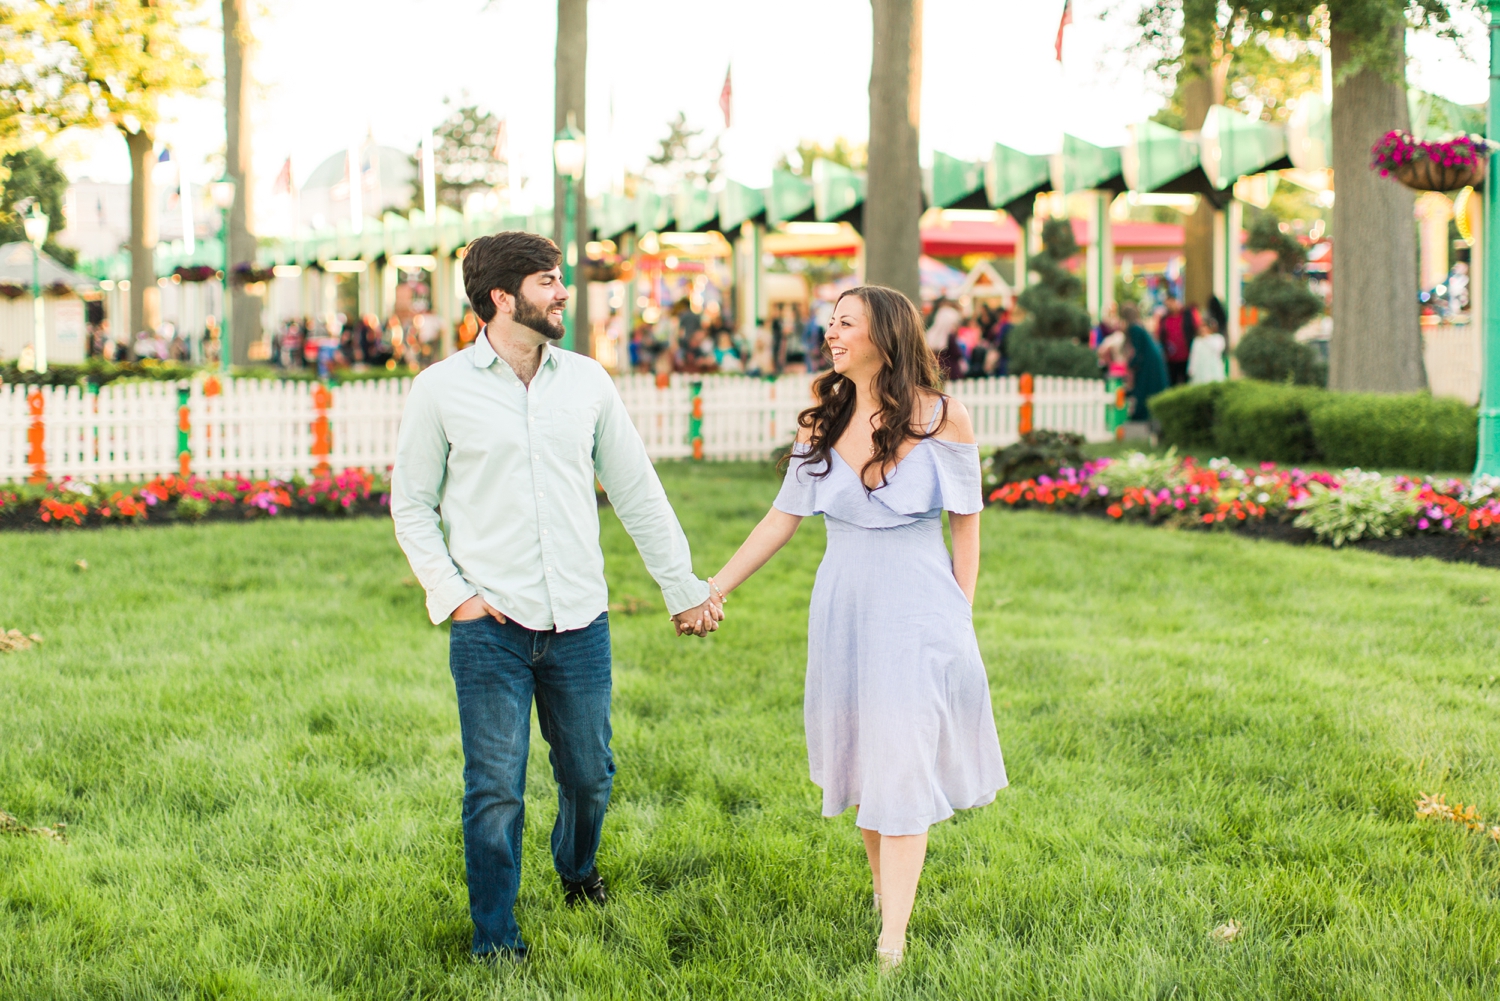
[537,491,544,498]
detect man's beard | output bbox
[513,293,565,341]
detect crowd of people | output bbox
[1095,295,1228,423]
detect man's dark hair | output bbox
[462,231,562,323]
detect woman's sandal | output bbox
[876,945,904,973]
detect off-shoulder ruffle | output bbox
[772,438,983,527]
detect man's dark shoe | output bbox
[562,868,607,907]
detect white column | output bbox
[1084,190,1114,321]
[1225,199,1244,376]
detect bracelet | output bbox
[707,577,728,604]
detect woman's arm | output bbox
[710,507,803,598]
[934,398,981,605]
[949,512,979,605]
[710,426,815,599]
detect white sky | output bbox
[54,0,1493,231]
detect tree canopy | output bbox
[414,102,507,213]
[0,147,76,266]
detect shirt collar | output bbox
[471,325,559,373]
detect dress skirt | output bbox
[774,434,1007,836]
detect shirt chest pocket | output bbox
[547,407,598,465]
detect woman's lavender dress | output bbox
[774,433,1008,835]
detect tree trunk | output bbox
[124,127,160,336]
[554,0,588,356]
[1180,0,1216,316]
[865,0,923,302]
[223,0,259,364]
[1328,21,1424,392]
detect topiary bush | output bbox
[1309,393,1476,471]
[1149,383,1224,449]
[1235,213,1327,386]
[1007,218,1104,378]
[1212,381,1321,464]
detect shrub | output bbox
[1008,219,1101,378]
[1213,381,1321,464]
[1309,393,1476,472]
[1150,383,1225,449]
[1235,212,1327,387]
[987,430,1087,488]
[1235,328,1327,386]
[1292,474,1419,547]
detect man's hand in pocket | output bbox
[452,595,507,624]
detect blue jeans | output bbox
[448,611,614,957]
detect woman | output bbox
[706,285,1007,971]
[1122,302,1168,421]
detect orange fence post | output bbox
[311,383,333,478]
[25,389,45,483]
[1018,373,1034,436]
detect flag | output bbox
[1055,0,1072,62]
[719,65,732,128]
[272,156,293,196]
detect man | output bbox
[391,231,723,962]
[1159,297,1195,386]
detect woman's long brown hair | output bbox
[790,284,947,491]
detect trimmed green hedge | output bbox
[1150,380,1477,472]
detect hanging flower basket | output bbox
[1371,131,1497,191]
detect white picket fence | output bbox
[0,373,1112,484]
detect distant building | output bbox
[297,142,415,232]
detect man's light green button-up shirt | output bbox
[391,334,709,630]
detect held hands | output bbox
[452,595,507,624]
[672,595,724,637]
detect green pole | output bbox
[1479,0,1500,476]
[220,205,232,373]
[561,175,576,352]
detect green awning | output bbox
[674,183,718,233]
[592,192,635,240]
[812,159,865,223]
[1200,105,1290,190]
[635,188,673,234]
[928,151,986,209]
[1051,135,1124,195]
[766,169,814,226]
[719,180,765,231]
[1123,120,1201,192]
[985,144,1051,219]
[1287,94,1331,172]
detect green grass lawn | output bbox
[3,461,1499,1000]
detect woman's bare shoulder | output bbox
[931,396,976,444]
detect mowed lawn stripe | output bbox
[1,461,1497,999]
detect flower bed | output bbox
[988,451,1500,549]
[0,468,389,530]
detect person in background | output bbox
[925,297,960,356]
[803,305,827,372]
[783,304,808,373]
[1157,298,1192,386]
[1188,314,1227,385]
[713,329,744,372]
[1095,312,1131,432]
[1123,302,1169,422]
[678,326,719,374]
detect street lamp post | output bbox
[553,113,586,352]
[24,204,49,374]
[1480,0,1500,476]
[208,178,237,372]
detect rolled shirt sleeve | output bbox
[391,374,478,624]
[591,376,710,616]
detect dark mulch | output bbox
[1232,518,1500,569]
